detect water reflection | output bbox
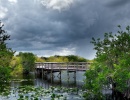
[10,73,35,87]
[11,71,85,89]
[35,71,85,89]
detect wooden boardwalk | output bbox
[35,62,91,83]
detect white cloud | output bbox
[0,6,8,18]
[41,0,73,11]
[53,47,76,56]
[8,0,17,4]
[27,47,76,57]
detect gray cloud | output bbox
[103,0,130,7]
[1,0,130,59]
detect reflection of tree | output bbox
[21,74,35,86]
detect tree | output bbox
[10,56,23,76]
[67,55,88,62]
[18,52,36,74]
[47,55,69,62]
[42,55,88,62]
[35,56,46,62]
[0,21,14,67]
[0,21,14,90]
[84,25,130,99]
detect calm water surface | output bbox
[0,71,113,100]
[0,71,86,100]
[11,71,85,89]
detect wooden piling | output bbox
[51,63,53,83]
[42,63,43,79]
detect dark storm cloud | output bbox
[104,0,130,7]
[1,0,130,59]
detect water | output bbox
[10,71,85,89]
[0,71,86,100]
[38,71,85,88]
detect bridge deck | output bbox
[36,67,87,71]
[35,62,91,71]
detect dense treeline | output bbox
[10,54,89,76]
[40,55,89,62]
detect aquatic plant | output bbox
[0,85,85,100]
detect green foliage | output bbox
[10,56,23,76]
[0,21,14,89]
[0,66,11,92]
[17,52,36,74]
[46,55,69,62]
[84,25,130,99]
[35,56,45,62]
[0,66,11,83]
[67,55,88,62]
[41,55,88,62]
[0,21,14,67]
[0,50,13,67]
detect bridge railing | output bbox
[35,62,91,70]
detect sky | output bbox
[0,0,130,59]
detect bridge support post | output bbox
[42,63,43,79]
[60,71,61,83]
[74,71,76,86]
[51,63,54,83]
[67,63,69,83]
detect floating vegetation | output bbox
[0,85,85,100]
[10,79,34,82]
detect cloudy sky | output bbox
[0,0,130,59]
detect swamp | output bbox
[0,71,87,100]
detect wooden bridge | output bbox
[35,62,91,83]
